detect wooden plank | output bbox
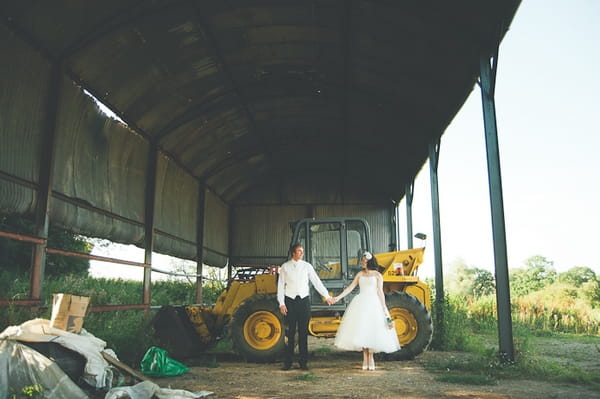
[102,351,150,382]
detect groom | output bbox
[277,243,334,370]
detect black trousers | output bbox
[284,295,311,366]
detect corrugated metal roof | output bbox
[2,0,520,204]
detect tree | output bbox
[445,258,495,298]
[472,269,495,298]
[581,279,600,306]
[0,215,91,277]
[445,258,473,297]
[510,255,556,296]
[558,266,597,287]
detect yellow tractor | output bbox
[153,217,432,361]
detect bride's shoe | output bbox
[362,365,368,370]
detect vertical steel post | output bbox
[479,52,514,362]
[429,140,444,334]
[30,63,61,300]
[196,185,206,304]
[227,206,233,282]
[389,203,398,251]
[143,142,158,307]
[394,205,400,251]
[405,181,414,249]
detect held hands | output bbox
[326,296,340,305]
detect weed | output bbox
[297,372,321,381]
[314,345,332,353]
[9,384,44,399]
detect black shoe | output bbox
[299,364,309,370]
[281,364,292,371]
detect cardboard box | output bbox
[50,293,90,333]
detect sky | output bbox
[91,1,600,281]
[400,0,600,278]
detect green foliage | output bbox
[314,345,333,353]
[512,284,600,335]
[9,384,44,399]
[559,266,597,286]
[441,254,600,336]
[425,328,600,389]
[581,279,600,305]
[444,259,494,298]
[430,294,482,352]
[85,310,160,365]
[46,230,92,277]
[444,258,472,297]
[0,214,34,259]
[0,214,92,277]
[471,269,495,298]
[0,271,228,364]
[465,295,498,333]
[151,280,197,305]
[296,372,321,381]
[428,261,600,389]
[510,255,556,296]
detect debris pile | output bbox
[0,318,212,399]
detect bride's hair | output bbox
[366,256,379,270]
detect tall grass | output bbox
[432,291,599,352]
[427,294,600,389]
[0,272,225,364]
[465,291,600,336]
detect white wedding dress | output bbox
[334,274,401,353]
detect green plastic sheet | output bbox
[140,346,189,377]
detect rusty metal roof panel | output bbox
[1,0,521,262]
[2,0,520,204]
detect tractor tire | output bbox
[230,294,286,362]
[383,291,433,361]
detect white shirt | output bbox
[277,259,330,306]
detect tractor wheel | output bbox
[230,294,286,362]
[384,291,433,360]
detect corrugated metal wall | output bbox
[51,79,148,243]
[154,154,198,259]
[313,205,395,255]
[203,189,229,268]
[0,23,398,270]
[230,205,308,265]
[229,181,396,265]
[0,26,48,214]
[0,26,233,268]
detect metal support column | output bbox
[479,51,514,362]
[30,63,61,300]
[389,203,398,251]
[143,142,158,307]
[227,206,234,282]
[405,181,415,249]
[195,185,206,304]
[429,139,444,335]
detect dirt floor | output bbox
[150,337,600,399]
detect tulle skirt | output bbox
[334,292,401,353]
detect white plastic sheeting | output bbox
[0,318,112,388]
[0,319,214,399]
[0,340,89,399]
[105,380,212,399]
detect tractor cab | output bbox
[288,217,371,310]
